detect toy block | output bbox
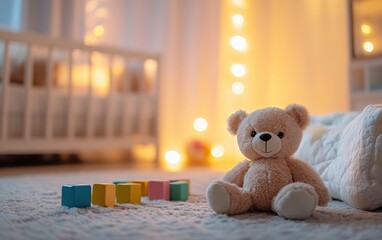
[148,180,170,200]
[92,183,116,207]
[170,179,191,194]
[116,183,141,204]
[61,184,91,208]
[133,180,149,196]
[170,181,189,201]
[113,180,130,185]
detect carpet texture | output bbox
[1,166,382,240]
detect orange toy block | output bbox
[133,180,149,196]
[116,183,141,204]
[92,183,116,207]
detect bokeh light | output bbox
[211,145,225,158]
[231,64,246,77]
[165,150,181,165]
[193,118,208,132]
[363,41,374,53]
[230,35,247,51]
[232,81,245,95]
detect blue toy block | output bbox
[61,184,91,208]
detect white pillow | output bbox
[295,105,382,210]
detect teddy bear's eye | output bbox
[277,132,284,139]
[251,131,257,137]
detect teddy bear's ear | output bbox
[227,110,247,135]
[285,104,310,130]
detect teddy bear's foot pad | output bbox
[206,182,230,214]
[273,183,318,220]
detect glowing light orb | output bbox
[363,41,374,53]
[165,150,181,165]
[193,118,208,132]
[232,0,245,8]
[361,24,371,35]
[230,35,247,51]
[232,81,245,95]
[231,64,246,77]
[93,25,105,37]
[232,14,244,27]
[211,145,225,158]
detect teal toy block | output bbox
[170,181,189,201]
[61,184,91,208]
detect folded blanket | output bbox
[295,105,382,210]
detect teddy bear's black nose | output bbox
[259,133,272,142]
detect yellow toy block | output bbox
[92,183,116,207]
[116,183,141,204]
[133,180,149,196]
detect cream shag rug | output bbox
[1,166,382,240]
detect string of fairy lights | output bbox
[361,23,374,54]
[164,0,248,168]
[85,0,108,45]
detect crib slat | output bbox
[86,51,95,138]
[122,60,133,136]
[23,45,33,139]
[66,49,75,138]
[137,62,149,135]
[1,41,10,139]
[153,60,160,166]
[45,47,54,138]
[152,59,160,137]
[105,54,114,138]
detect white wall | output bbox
[97,0,167,54]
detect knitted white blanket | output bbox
[296,105,382,210]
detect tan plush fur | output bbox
[207,104,330,218]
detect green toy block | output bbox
[170,179,191,194]
[170,181,189,201]
[113,180,131,185]
[61,184,91,208]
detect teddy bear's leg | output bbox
[207,180,253,215]
[272,182,318,220]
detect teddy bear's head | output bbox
[227,104,309,160]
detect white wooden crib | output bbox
[0,29,160,163]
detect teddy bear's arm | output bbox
[221,160,250,187]
[287,157,331,205]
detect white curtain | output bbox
[262,0,349,114]
[54,0,349,162]
[0,0,349,163]
[160,0,221,159]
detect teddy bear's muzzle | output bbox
[252,131,282,157]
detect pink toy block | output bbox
[148,180,170,200]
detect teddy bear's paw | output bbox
[206,181,230,214]
[273,183,318,220]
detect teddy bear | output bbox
[206,104,330,219]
